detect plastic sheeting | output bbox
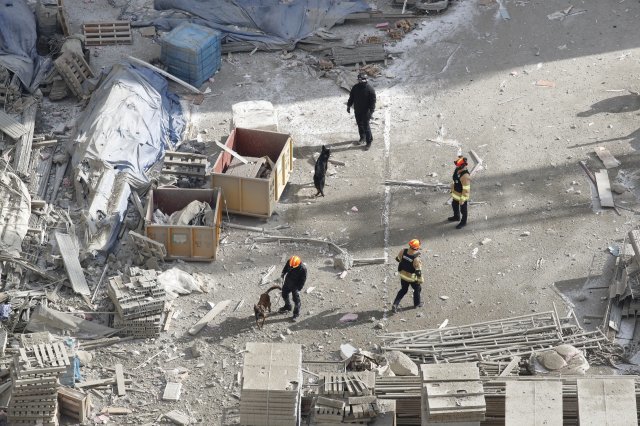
[0,0,47,91]
[71,62,185,182]
[153,0,370,48]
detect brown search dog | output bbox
[254,285,281,328]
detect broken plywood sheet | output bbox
[577,378,637,426]
[594,169,614,208]
[54,232,91,295]
[595,147,621,169]
[505,381,562,426]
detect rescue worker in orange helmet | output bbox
[391,239,424,313]
[278,255,307,322]
[449,156,471,229]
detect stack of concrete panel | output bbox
[421,363,486,425]
[240,342,301,426]
[107,268,165,338]
[8,342,70,425]
[231,100,279,132]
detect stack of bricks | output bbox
[8,342,70,425]
[107,268,166,338]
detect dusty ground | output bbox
[41,0,640,424]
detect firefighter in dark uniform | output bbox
[391,239,424,313]
[278,255,307,322]
[449,156,471,229]
[347,73,376,149]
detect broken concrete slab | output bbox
[54,232,91,296]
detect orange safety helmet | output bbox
[455,156,468,167]
[289,255,302,268]
[408,239,421,250]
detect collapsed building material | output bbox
[594,169,615,208]
[82,21,132,46]
[54,51,95,100]
[595,146,621,169]
[320,371,376,397]
[145,188,222,261]
[231,100,279,132]
[54,232,91,296]
[212,127,293,218]
[8,342,70,425]
[240,342,302,426]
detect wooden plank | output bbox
[594,169,615,207]
[499,356,521,377]
[595,147,621,169]
[127,56,202,94]
[54,232,91,295]
[577,378,637,426]
[215,140,249,165]
[114,364,126,396]
[188,300,231,335]
[506,381,562,426]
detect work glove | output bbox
[417,276,424,284]
[347,106,351,113]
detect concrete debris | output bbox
[385,350,419,376]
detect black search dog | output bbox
[313,145,331,197]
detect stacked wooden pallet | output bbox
[162,151,207,179]
[381,311,609,363]
[240,342,302,426]
[420,363,486,425]
[8,342,70,425]
[107,268,166,338]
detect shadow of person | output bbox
[577,94,640,117]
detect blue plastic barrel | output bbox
[160,23,222,87]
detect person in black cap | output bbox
[347,73,376,149]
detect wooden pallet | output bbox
[162,151,207,178]
[128,230,167,261]
[54,51,95,100]
[58,387,90,423]
[83,21,132,46]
